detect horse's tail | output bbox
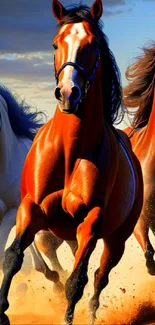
[0,85,46,140]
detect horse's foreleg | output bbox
[64,207,101,325]
[89,236,125,324]
[0,195,58,325]
[133,217,155,275]
[89,191,143,325]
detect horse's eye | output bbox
[52,43,58,50]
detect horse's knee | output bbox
[77,207,102,237]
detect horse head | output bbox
[52,0,103,114]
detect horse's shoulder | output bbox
[33,118,53,144]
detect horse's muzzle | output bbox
[55,85,81,114]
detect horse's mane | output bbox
[123,41,155,129]
[0,85,46,140]
[57,4,123,125]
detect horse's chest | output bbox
[25,144,65,202]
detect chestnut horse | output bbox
[124,42,155,275]
[0,1,143,324]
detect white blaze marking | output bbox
[65,23,87,61]
[61,23,87,84]
[59,25,67,34]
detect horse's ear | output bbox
[90,0,103,21]
[52,0,67,22]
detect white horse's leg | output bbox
[34,230,64,272]
[34,231,77,279]
[29,241,49,274]
[0,208,16,269]
[29,240,63,291]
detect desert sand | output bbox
[0,228,155,325]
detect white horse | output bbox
[0,86,57,280]
[0,85,76,285]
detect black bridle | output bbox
[54,47,100,98]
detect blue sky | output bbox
[0,0,155,126]
[104,0,155,86]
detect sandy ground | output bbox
[1,229,155,325]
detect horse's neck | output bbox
[0,128,16,173]
[52,75,104,180]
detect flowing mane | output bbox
[0,85,45,140]
[123,42,155,129]
[56,4,123,125]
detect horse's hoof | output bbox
[148,267,155,276]
[53,281,64,293]
[0,314,10,325]
[146,260,155,275]
[45,269,59,282]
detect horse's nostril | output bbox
[55,86,81,104]
[55,87,61,101]
[71,86,81,101]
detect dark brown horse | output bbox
[124,42,155,275]
[0,1,143,324]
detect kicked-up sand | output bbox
[0,228,155,325]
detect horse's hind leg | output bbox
[29,240,63,286]
[133,216,155,275]
[34,230,68,289]
[0,195,60,325]
[34,231,77,283]
[34,230,64,273]
[65,240,77,256]
[64,207,101,325]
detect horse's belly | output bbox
[48,211,77,241]
[102,145,137,233]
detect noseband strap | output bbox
[54,48,100,96]
[55,62,88,84]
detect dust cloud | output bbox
[1,228,155,325]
